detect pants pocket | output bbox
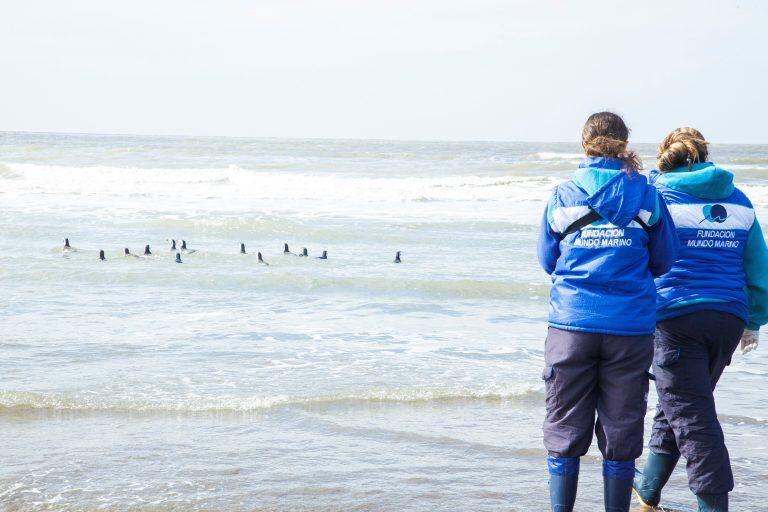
[542,365,557,412]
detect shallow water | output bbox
[1,132,766,511]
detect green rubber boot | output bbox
[633,451,678,507]
[696,493,728,511]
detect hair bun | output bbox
[657,128,709,172]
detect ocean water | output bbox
[0,132,766,511]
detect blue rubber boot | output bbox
[547,456,579,512]
[603,460,634,512]
[696,493,728,511]
[633,451,679,507]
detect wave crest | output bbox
[0,383,542,414]
[531,152,583,161]
[0,162,561,205]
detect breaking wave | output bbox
[0,383,542,413]
[531,152,582,161]
[0,162,561,205]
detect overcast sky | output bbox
[1,0,767,143]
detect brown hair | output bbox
[657,127,709,172]
[581,111,642,173]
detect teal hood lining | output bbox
[654,163,734,200]
[573,168,624,195]
[572,166,648,227]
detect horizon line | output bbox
[1,129,765,147]
[0,130,768,146]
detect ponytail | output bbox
[581,112,642,174]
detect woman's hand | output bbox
[741,329,760,354]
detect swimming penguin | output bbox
[175,253,182,264]
[169,239,177,251]
[283,243,295,255]
[300,248,308,257]
[258,252,269,266]
[180,240,197,254]
[240,243,247,254]
[124,248,139,258]
[99,250,106,261]
[144,244,152,256]
[317,250,328,260]
[62,238,77,252]
[394,251,402,263]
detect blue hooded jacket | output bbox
[538,157,678,336]
[650,162,768,330]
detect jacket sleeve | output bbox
[537,195,560,275]
[744,218,768,330]
[646,192,679,278]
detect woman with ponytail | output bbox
[634,129,768,511]
[537,112,678,511]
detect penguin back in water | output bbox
[394,251,402,263]
[99,250,106,261]
[300,248,308,257]
[175,253,182,264]
[240,243,246,254]
[144,244,152,255]
[62,238,77,252]
[258,252,269,266]
[317,250,328,260]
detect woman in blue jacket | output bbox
[537,112,678,512]
[634,128,768,512]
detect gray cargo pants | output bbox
[543,327,654,460]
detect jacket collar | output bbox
[578,156,625,170]
[654,162,735,200]
[572,160,648,228]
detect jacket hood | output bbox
[649,162,734,200]
[573,157,648,228]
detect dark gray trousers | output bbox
[649,311,744,495]
[543,327,654,460]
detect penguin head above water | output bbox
[301,248,308,257]
[64,238,71,248]
[124,248,131,256]
[170,239,177,250]
[181,240,187,250]
[283,243,291,254]
[394,251,402,263]
[175,253,182,263]
[99,250,105,261]
[317,250,328,260]
[144,244,152,255]
[258,252,269,265]
[240,243,246,254]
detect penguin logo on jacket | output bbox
[701,204,728,223]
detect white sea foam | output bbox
[0,162,560,203]
[532,152,583,160]
[0,383,541,413]
[738,184,768,207]
[0,162,563,224]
